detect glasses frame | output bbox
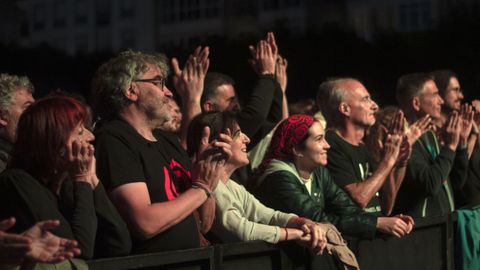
[133,76,166,89]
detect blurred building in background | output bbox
[5,0,477,55]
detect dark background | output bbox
[1,2,479,108]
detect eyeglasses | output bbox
[450,87,463,94]
[133,76,166,89]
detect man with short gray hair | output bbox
[0,74,34,172]
[394,72,472,217]
[319,78,414,238]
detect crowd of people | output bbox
[0,32,479,269]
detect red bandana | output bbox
[257,114,315,175]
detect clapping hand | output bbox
[0,218,80,264]
[171,46,210,104]
[248,32,278,76]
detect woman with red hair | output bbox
[0,96,131,261]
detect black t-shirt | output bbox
[95,119,199,253]
[325,130,381,215]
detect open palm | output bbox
[23,220,80,263]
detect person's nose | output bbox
[243,133,251,145]
[324,140,331,150]
[163,86,173,97]
[372,100,379,111]
[439,96,444,105]
[85,129,95,142]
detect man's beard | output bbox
[141,99,172,129]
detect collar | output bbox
[260,159,313,186]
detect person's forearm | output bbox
[380,166,406,216]
[279,227,305,241]
[197,197,215,234]
[238,75,276,137]
[180,99,201,149]
[71,182,97,259]
[127,188,208,240]
[344,160,394,209]
[281,95,289,120]
[467,134,478,159]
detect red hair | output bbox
[9,96,91,180]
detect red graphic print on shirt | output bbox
[164,159,191,201]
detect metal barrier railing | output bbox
[87,214,456,270]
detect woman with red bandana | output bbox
[253,114,414,239]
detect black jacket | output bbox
[394,131,468,217]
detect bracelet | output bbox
[191,184,212,198]
[284,228,289,241]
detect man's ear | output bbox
[339,102,350,117]
[412,96,421,112]
[203,101,214,112]
[125,82,139,102]
[0,111,8,127]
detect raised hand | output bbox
[381,134,403,167]
[444,111,461,151]
[387,111,410,164]
[23,220,81,263]
[275,55,288,93]
[266,32,279,58]
[171,46,210,104]
[387,110,405,135]
[458,104,474,146]
[248,32,278,75]
[191,127,231,193]
[405,114,431,146]
[472,99,480,125]
[472,99,480,113]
